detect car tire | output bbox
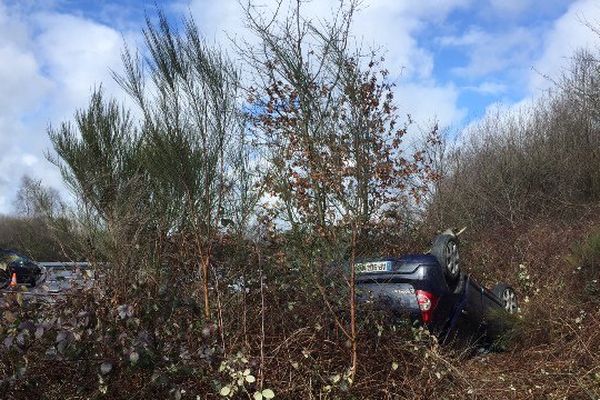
[492,283,518,314]
[431,233,461,287]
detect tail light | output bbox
[415,290,438,324]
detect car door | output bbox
[451,276,486,342]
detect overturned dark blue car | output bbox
[356,230,518,344]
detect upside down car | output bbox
[356,230,518,344]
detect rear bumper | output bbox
[357,282,424,325]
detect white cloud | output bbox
[0,1,133,214]
[529,0,600,93]
[350,1,435,81]
[464,81,507,95]
[181,0,468,81]
[12,0,586,215]
[440,26,538,78]
[354,0,473,81]
[488,0,531,16]
[34,12,126,120]
[396,82,466,133]
[181,0,467,126]
[0,4,51,115]
[0,3,51,214]
[439,27,487,46]
[21,154,38,167]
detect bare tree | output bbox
[431,48,600,229]
[242,0,432,380]
[14,175,64,218]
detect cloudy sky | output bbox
[1,0,599,214]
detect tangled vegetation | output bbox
[1,1,600,399]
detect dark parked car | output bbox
[0,249,43,288]
[355,230,518,344]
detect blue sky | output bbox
[1,0,599,213]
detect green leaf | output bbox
[261,389,275,399]
[253,392,263,400]
[245,375,256,383]
[391,362,399,371]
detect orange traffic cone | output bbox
[9,272,17,288]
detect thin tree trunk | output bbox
[349,226,358,382]
[258,249,266,388]
[201,247,211,320]
[211,264,227,356]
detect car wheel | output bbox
[492,283,518,314]
[431,233,461,286]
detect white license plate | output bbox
[355,261,392,273]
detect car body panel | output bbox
[355,254,511,343]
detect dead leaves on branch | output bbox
[248,56,437,230]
